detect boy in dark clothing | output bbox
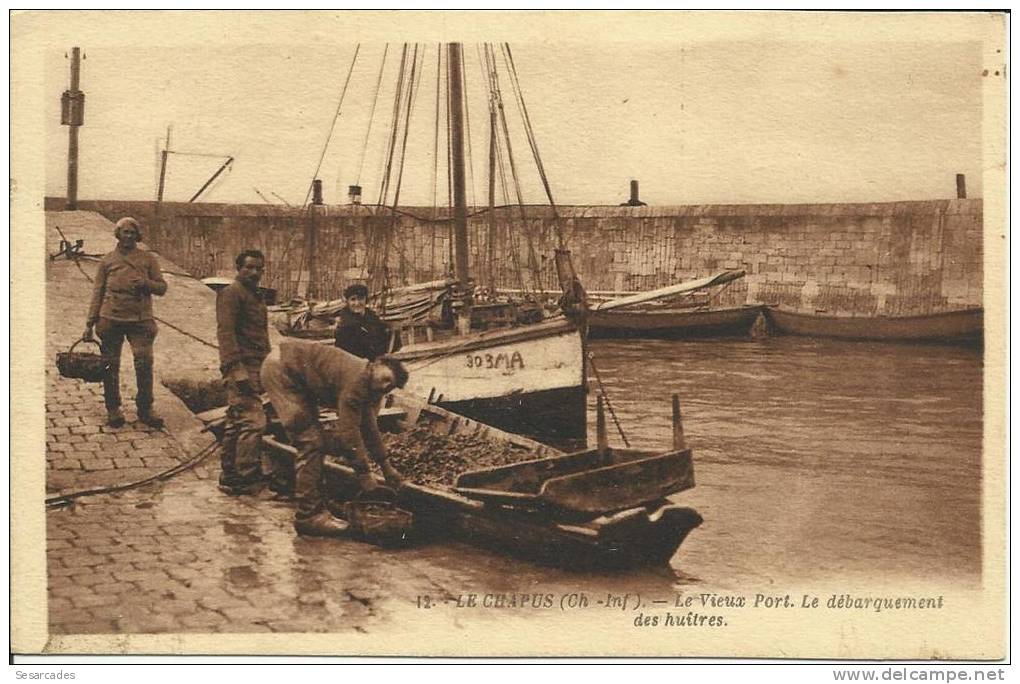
[216,249,271,495]
[260,340,409,538]
[333,283,399,360]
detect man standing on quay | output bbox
[216,249,272,495]
[83,217,168,429]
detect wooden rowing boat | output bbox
[589,304,764,339]
[253,391,703,570]
[764,306,983,345]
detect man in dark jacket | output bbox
[216,249,271,495]
[261,341,409,538]
[333,283,399,360]
[82,217,168,429]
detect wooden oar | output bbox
[593,270,746,312]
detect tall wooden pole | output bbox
[487,108,497,293]
[306,179,323,300]
[65,47,82,210]
[447,43,470,286]
[154,126,171,233]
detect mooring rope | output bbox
[586,352,630,447]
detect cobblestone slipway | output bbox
[41,212,470,641]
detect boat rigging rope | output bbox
[486,44,545,296]
[430,44,443,275]
[483,44,527,297]
[586,352,630,447]
[461,50,478,212]
[355,44,389,186]
[303,43,361,208]
[387,43,423,287]
[377,43,408,209]
[45,439,219,509]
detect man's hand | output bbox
[133,280,151,296]
[381,462,405,488]
[82,325,95,342]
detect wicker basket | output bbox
[344,487,414,547]
[55,339,109,383]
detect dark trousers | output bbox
[221,360,267,486]
[95,317,157,413]
[260,351,328,520]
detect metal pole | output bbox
[447,43,470,285]
[65,47,81,210]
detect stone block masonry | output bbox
[48,197,983,317]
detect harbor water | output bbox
[401,336,984,597]
[584,336,984,589]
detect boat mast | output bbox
[447,43,470,286]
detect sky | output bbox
[32,13,993,207]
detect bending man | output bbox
[261,340,408,537]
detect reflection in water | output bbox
[585,336,983,589]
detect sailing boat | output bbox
[276,43,591,446]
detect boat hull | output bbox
[765,307,983,345]
[589,305,764,339]
[394,318,587,445]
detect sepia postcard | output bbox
[10,10,1008,659]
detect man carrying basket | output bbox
[82,217,168,429]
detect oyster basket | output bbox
[344,487,414,547]
[55,338,108,383]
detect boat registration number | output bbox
[466,351,526,371]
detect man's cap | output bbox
[114,217,140,233]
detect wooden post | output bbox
[64,47,83,210]
[596,394,608,458]
[154,126,171,231]
[672,393,686,451]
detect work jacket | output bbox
[216,280,271,375]
[86,248,168,324]
[278,341,387,473]
[333,307,398,360]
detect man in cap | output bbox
[333,283,400,360]
[216,249,272,495]
[260,340,408,537]
[82,217,168,428]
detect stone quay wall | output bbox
[46,197,983,315]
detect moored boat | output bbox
[764,306,983,345]
[256,391,702,570]
[590,304,764,339]
[275,43,590,445]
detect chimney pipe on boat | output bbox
[312,179,324,205]
[348,184,362,205]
